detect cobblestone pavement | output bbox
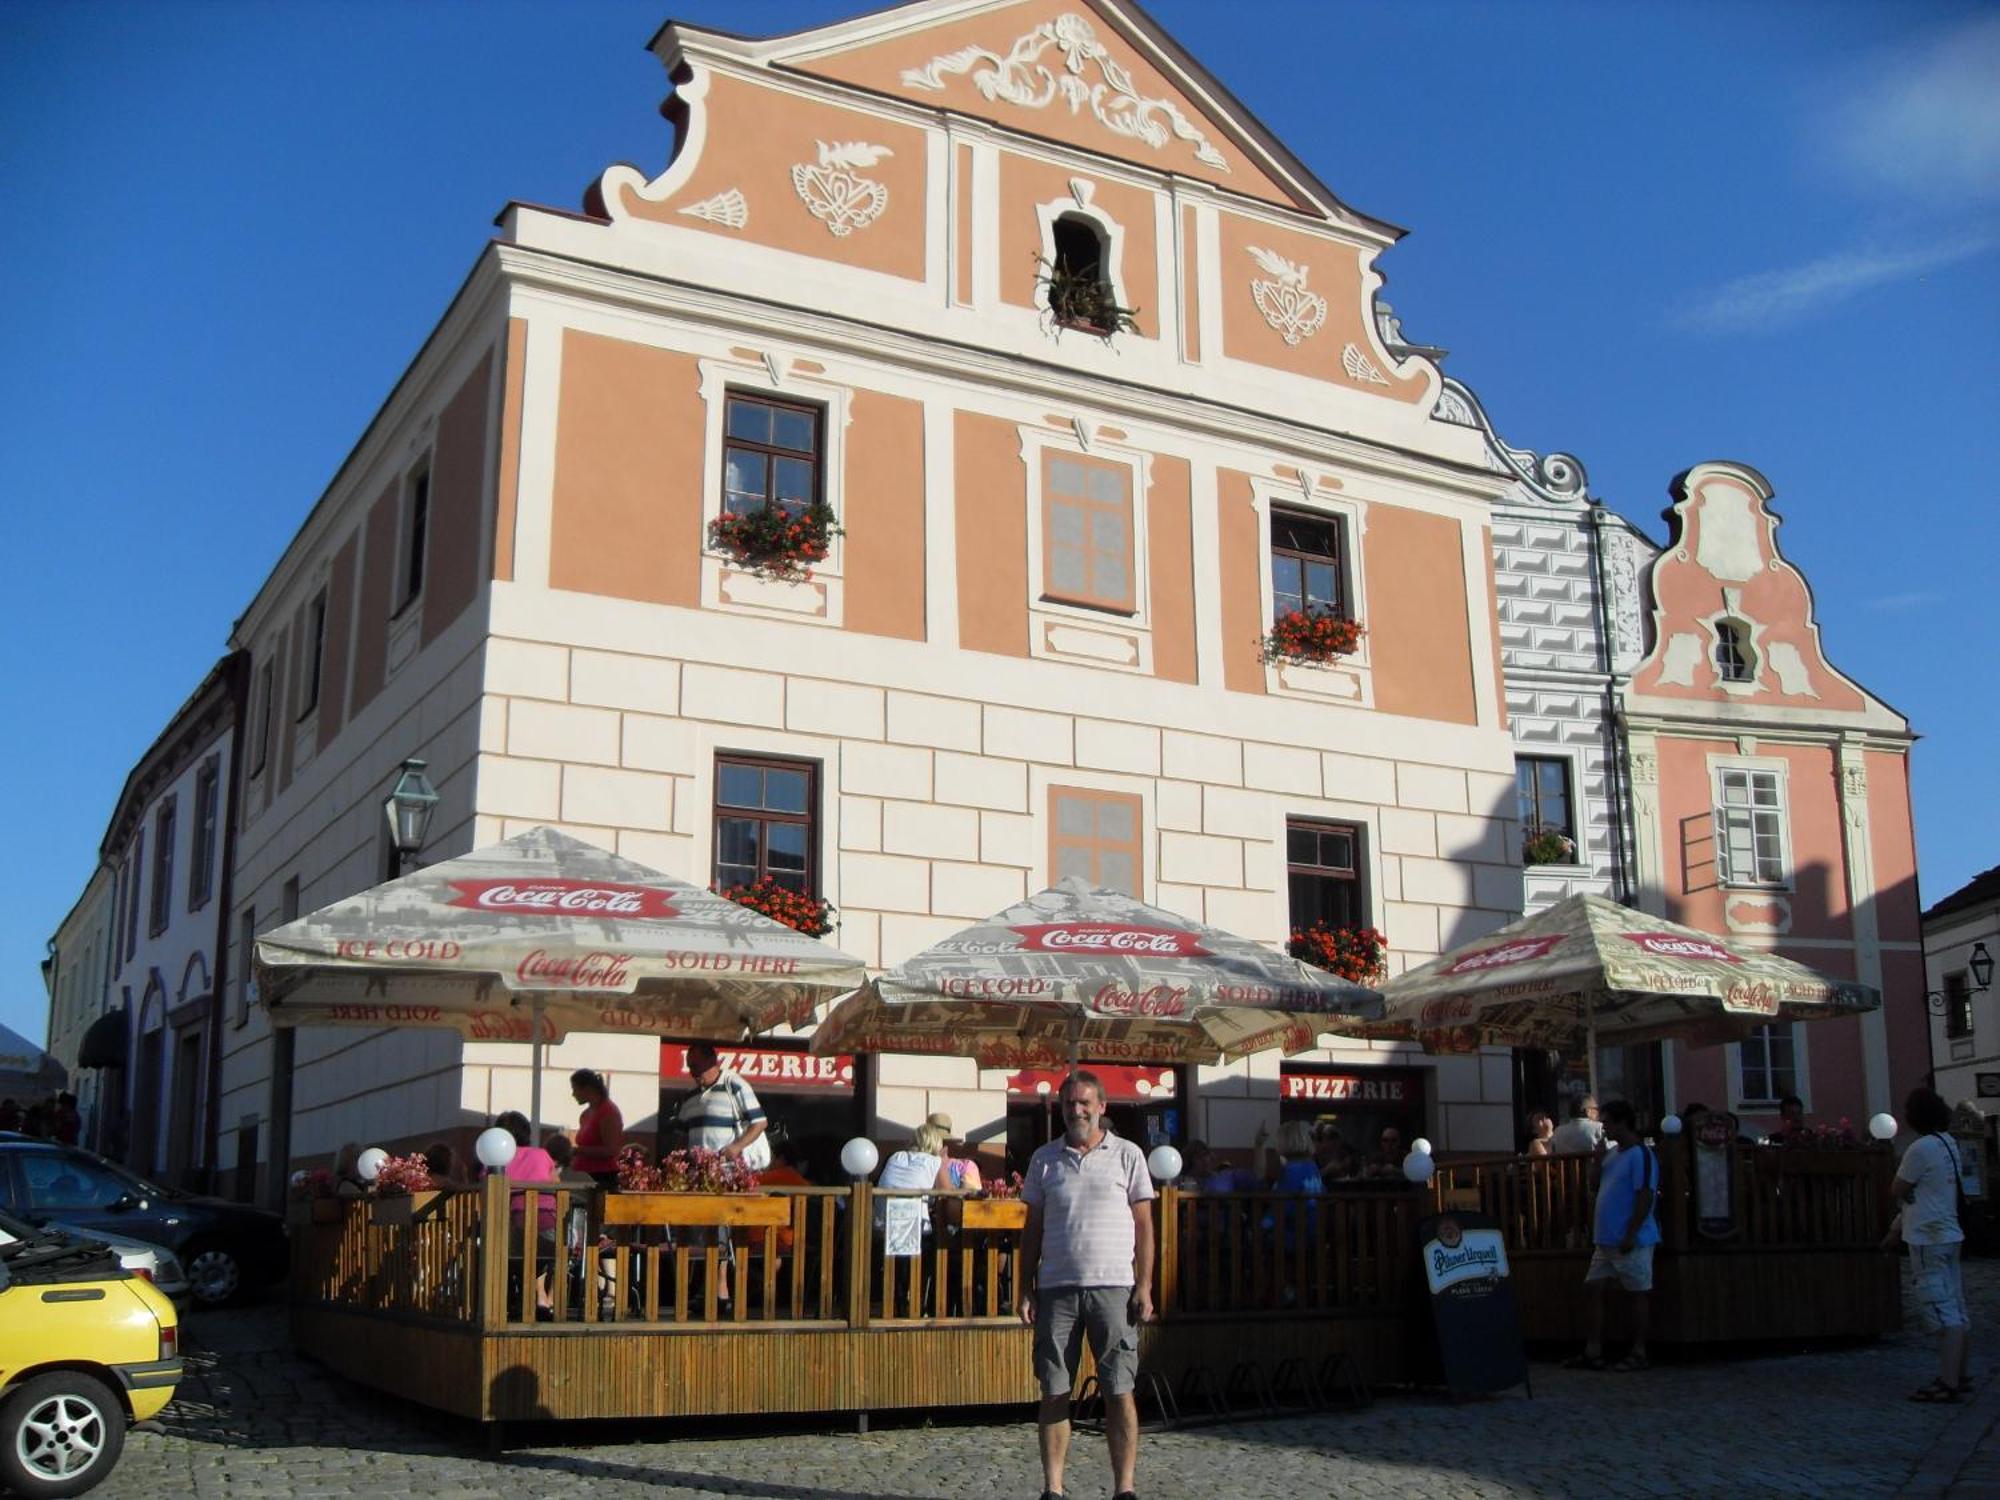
[91,1262,2000,1500]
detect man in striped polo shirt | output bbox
[676,1043,769,1164]
[1018,1071,1156,1500]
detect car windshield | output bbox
[9,1149,172,1216]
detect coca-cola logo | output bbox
[447,879,680,920]
[1441,935,1563,976]
[514,948,633,992]
[1091,982,1190,1017]
[1009,923,1212,958]
[1724,979,1778,1014]
[1624,932,1740,964]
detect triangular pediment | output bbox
[672,0,1384,229]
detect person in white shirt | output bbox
[1886,1087,1972,1402]
[1548,1095,1603,1155]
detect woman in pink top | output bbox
[570,1069,625,1187]
[493,1110,560,1317]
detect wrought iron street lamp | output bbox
[1928,941,1995,1014]
[383,758,440,875]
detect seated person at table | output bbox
[1526,1112,1555,1157]
[1272,1121,1327,1195]
[1183,1140,1259,1193]
[1314,1126,1361,1184]
[1361,1127,1408,1181]
[930,1112,984,1191]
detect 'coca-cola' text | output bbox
[1009,923,1212,958]
[447,879,680,920]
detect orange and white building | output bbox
[41,0,1926,1198]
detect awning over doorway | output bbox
[75,1011,128,1070]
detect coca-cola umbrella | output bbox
[1359,892,1878,1094]
[809,877,1383,1070]
[254,826,867,1132]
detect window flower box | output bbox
[707,500,841,582]
[1287,922,1388,984]
[1260,607,1365,666]
[369,1189,442,1226]
[1522,825,1577,867]
[1037,258,1141,341]
[719,876,836,937]
[952,1197,1029,1232]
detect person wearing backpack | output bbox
[1887,1086,1972,1402]
[676,1043,772,1169]
[1564,1098,1659,1373]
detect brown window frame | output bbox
[189,758,220,912]
[298,589,328,721]
[713,753,821,897]
[1285,818,1368,932]
[1269,506,1349,621]
[1048,786,1144,896]
[1040,450,1136,615]
[1515,756,1575,842]
[721,391,824,522]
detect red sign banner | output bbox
[1281,1071,1414,1104]
[1440,935,1564,976]
[446,879,681,920]
[1004,1065,1178,1102]
[1623,932,1741,964]
[1008,923,1213,959]
[659,1043,855,1091]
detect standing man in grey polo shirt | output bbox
[1018,1071,1156,1500]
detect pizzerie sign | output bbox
[1622,932,1741,964]
[1440,935,1563,976]
[446,879,681,920]
[1008,923,1212,958]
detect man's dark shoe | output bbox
[1113,1491,1139,1500]
[1038,1491,1067,1500]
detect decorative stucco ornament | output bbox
[1341,342,1390,386]
[791,142,893,237]
[679,189,748,229]
[901,13,1229,171]
[1246,247,1327,347]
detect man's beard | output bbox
[1064,1114,1095,1143]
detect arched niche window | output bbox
[1042,214,1129,336]
[1713,618,1756,683]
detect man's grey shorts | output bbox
[1034,1285,1139,1398]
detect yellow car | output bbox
[0,1213,181,1498]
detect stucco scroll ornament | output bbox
[1246,247,1327,346]
[790,142,892,237]
[1341,343,1390,386]
[900,13,1229,171]
[679,190,748,229]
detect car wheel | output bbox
[185,1242,243,1305]
[0,1370,126,1498]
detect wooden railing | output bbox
[1429,1143,1892,1254]
[1159,1188,1419,1316]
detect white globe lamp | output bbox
[1402,1150,1435,1184]
[289,1169,308,1190]
[1661,1114,1683,1136]
[1147,1145,1183,1183]
[1868,1112,1898,1142]
[355,1147,389,1183]
[1410,1137,1433,1158]
[474,1127,518,1171]
[841,1137,880,1180]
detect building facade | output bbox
[41,869,114,1143]
[1925,866,2000,1108]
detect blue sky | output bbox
[3,0,1995,1050]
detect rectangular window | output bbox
[1946,971,1973,1041]
[722,392,822,520]
[1269,507,1348,621]
[125,832,143,960]
[1049,787,1142,897]
[189,758,220,910]
[1041,452,1135,613]
[298,590,328,719]
[713,755,819,895]
[235,907,256,1028]
[1517,755,1576,866]
[1715,768,1786,886]
[111,863,126,978]
[281,875,300,925]
[1286,819,1366,931]
[1736,1023,1798,1106]
[149,798,176,936]
[399,463,431,611]
[249,660,274,777]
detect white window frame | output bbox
[1020,427,1154,674]
[695,358,851,628]
[1728,1021,1810,1114]
[1704,608,1764,697]
[1710,757,1791,890]
[1515,749,1590,870]
[1251,480,1372,706]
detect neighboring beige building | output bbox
[42,868,113,1141]
[217,0,1536,1197]
[1926,866,2000,1109]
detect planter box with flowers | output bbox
[1036,258,1142,341]
[367,1153,444,1225]
[719,876,836,937]
[707,501,842,583]
[1288,922,1389,984]
[601,1145,790,1229]
[1260,607,1366,668]
[1522,825,1577,867]
[286,1167,351,1228]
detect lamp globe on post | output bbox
[840,1137,880,1182]
[384,758,441,875]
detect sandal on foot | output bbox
[1561,1353,1607,1370]
[1910,1379,1961,1403]
[1608,1353,1650,1373]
